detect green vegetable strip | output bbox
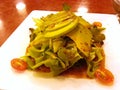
[20,10,105,77]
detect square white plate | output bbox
[0,10,120,90]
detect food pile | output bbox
[11,10,114,85]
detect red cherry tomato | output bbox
[94,68,114,85]
[93,22,102,27]
[11,58,28,71]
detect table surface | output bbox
[0,0,116,46]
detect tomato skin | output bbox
[93,22,102,27]
[94,68,114,85]
[11,58,28,71]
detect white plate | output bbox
[0,10,120,90]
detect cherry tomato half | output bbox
[93,22,102,27]
[94,68,114,85]
[11,58,28,71]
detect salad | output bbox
[10,10,114,85]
